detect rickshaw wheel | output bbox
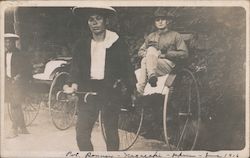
[8,93,41,127]
[163,68,201,150]
[99,103,144,151]
[48,72,77,130]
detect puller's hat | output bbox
[72,6,116,17]
[4,33,20,40]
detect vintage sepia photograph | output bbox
[0,0,249,157]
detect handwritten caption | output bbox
[65,151,240,158]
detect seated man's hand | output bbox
[158,53,166,59]
[147,41,159,50]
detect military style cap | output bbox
[154,8,174,19]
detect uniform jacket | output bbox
[138,29,188,64]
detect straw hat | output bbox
[72,6,116,17]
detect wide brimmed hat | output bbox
[72,6,116,17]
[4,33,20,40]
[153,8,174,19]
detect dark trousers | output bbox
[5,78,26,129]
[76,80,120,151]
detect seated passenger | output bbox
[136,8,188,95]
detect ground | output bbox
[2,104,169,157]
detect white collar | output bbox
[6,51,12,54]
[103,30,119,48]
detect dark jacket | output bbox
[70,34,136,95]
[5,48,32,83]
[5,48,32,102]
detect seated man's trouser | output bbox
[137,46,175,94]
[5,78,26,129]
[76,80,120,151]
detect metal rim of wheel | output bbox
[23,96,41,126]
[163,68,201,150]
[99,105,144,151]
[7,95,41,127]
[48,72,77,130]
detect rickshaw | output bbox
[7,57,72,127]
[47,33,202,151]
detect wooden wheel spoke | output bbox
[177,118,189,148]
[49,72,76,130]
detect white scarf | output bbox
[90,30,119,80]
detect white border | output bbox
[0,1,249,158]
[0,0,249,7]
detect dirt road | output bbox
[2,105,169,157]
